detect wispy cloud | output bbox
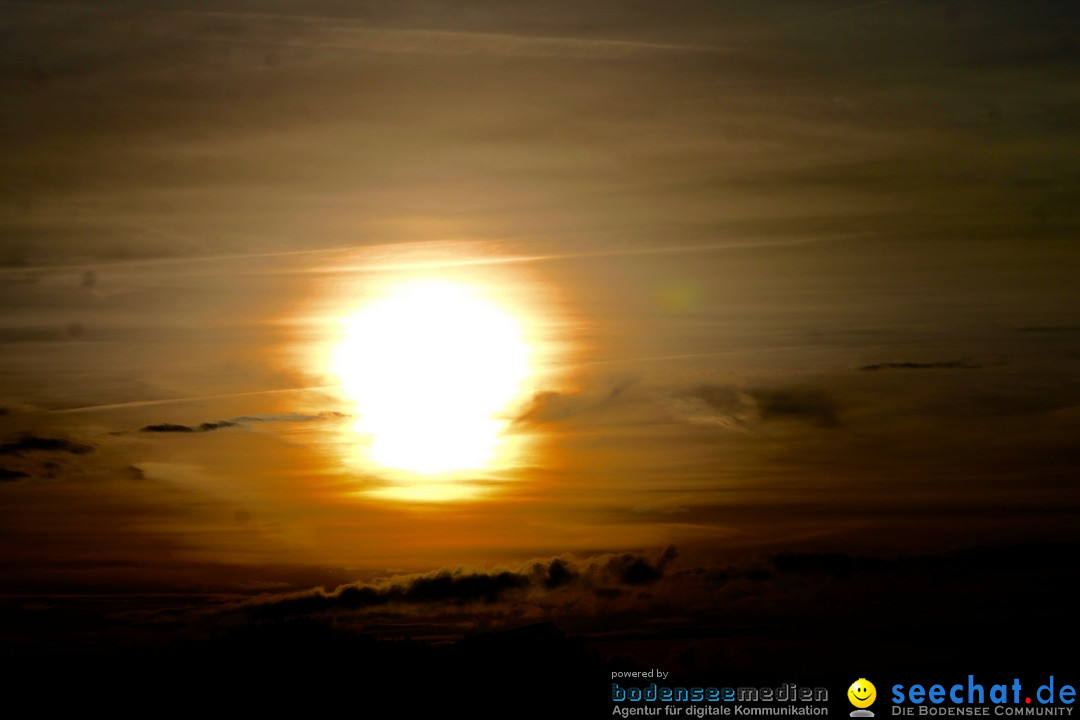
[142,9,731,60]
[672,384,840,430]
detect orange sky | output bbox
[1,1,1078,603]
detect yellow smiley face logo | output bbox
[848,679,877,708]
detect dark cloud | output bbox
[753,389,839,428]
[0,435,92,456]
[140,423,196,433]
[249,569,531,620]
[0,435,94,483]
[2,542,1075,690]
[139,421,238,433]
[859,360,982,371]
[197,421,238,432]
[605,545,677,585]
[244,548,679,620]
[0,467,29,482]
[139,412,346,434]
[113,542,1063,686]
[541,557,577,589]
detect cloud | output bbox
[242,547,679,620]
[230,412,348,423]
[138,411,347,434]
[249,569,531,620]
[676,385,839,429]
[0,435,93,456]
[683,385,757,429]
[140,424,196,433]
[3,543,1076,693]
[198,421,238,431]
[514,391,588,424]
[604,545,678,585]
[122,465,146,481]
[168,541,1079,684]
[542,558,577,589]
[140,421,238,433]
[0,434,94,484]
[146,10,728,61]
[858,360,982,371]
[513,381,636,426]
[0,467,29,482]
[754,388,839,428]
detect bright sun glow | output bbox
[332,280,531,477]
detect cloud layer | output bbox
[243,546,679,620]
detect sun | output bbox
[331,280,531,475]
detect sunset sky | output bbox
[1,0,1077,686]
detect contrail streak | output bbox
[0,234,850,278]
[48,385,342,415]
